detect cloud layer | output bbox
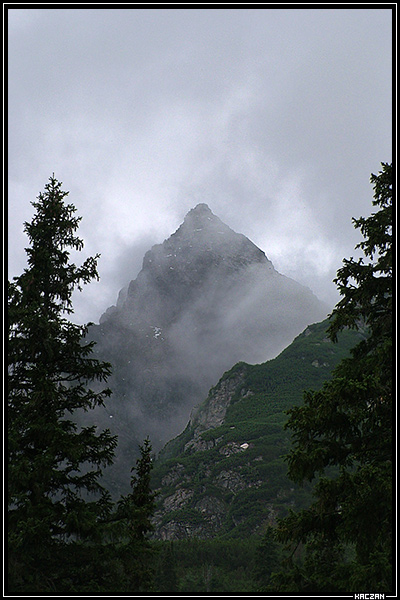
[8,8,392,323]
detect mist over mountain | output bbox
[86,204,329,495]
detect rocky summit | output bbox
[86,204,329,495]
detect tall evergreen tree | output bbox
[116,437,157,542]
[269,163,393,593]
[114,438,158,592]
[8,175,118,592]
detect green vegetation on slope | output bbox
[151,318,365,539]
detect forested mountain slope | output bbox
[151,319,365,539]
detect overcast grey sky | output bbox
[8,7,392,324]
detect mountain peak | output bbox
[159,204,270,274]
[91,204,329,494]
[188,202,213,215]
[180,203,223,232]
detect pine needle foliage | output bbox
[8,175,118,592]
[269,163,393,593]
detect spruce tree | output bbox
[114,438,157,592]
[269,163,392,593]
[8,175,118,592]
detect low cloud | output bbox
[8,8,392,326]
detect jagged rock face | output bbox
[102,203,274,332]
[183,371,247,454]
[87,204,328,495]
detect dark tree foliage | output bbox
[121,437,157,542]
[8,176,118,592]
[269,163,393,593]
[154,542,179,593]
[252,527,280,591]
[111,438,158,592]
